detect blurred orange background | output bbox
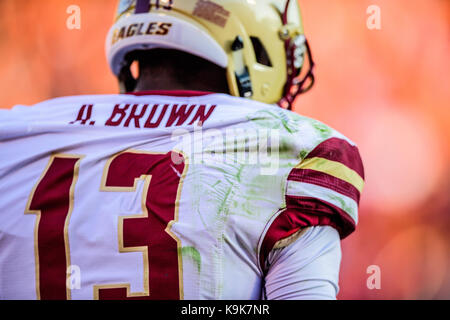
[0,0,449,299]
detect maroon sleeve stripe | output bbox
[306,137,365,179]
[259,196,356,273]
[288,169,361,204]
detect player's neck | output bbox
[134,77,223,93]
[133,64,230,94]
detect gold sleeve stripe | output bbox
[295,157,365,193]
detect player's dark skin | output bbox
[131,49,230,94]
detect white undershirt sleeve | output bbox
[263,225,342,300]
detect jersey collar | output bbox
[126,90,216,97]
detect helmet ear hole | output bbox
[250,36,272,67]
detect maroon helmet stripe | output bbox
[288,169,361,204]
[305,137,365,179]
[135,0,150,13]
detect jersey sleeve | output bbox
[264,226,341,300]
[259,136,364,272]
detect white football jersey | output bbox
[0,91,364,299]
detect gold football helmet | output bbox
[106,0,314,109]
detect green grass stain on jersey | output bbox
[277,137,297,160]
[186,164,211,228]
[217,186,233,217]
[235,165,244,183]
[181,246,201,274]
[312,157,331,170]
[310,119,333,139]
[299,149,309,160]
[277,139,311,167]
[329,194,354,218]
[233,173,284,218]
[211,180,221,189]
[250,107,335,142]
[249,109,302,134]
[205,161,284,221]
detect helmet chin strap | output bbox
[231,36,253,98]
[279,0,315,111]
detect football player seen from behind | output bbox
[0,0,364,300]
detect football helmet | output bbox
[106,0,314,109]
